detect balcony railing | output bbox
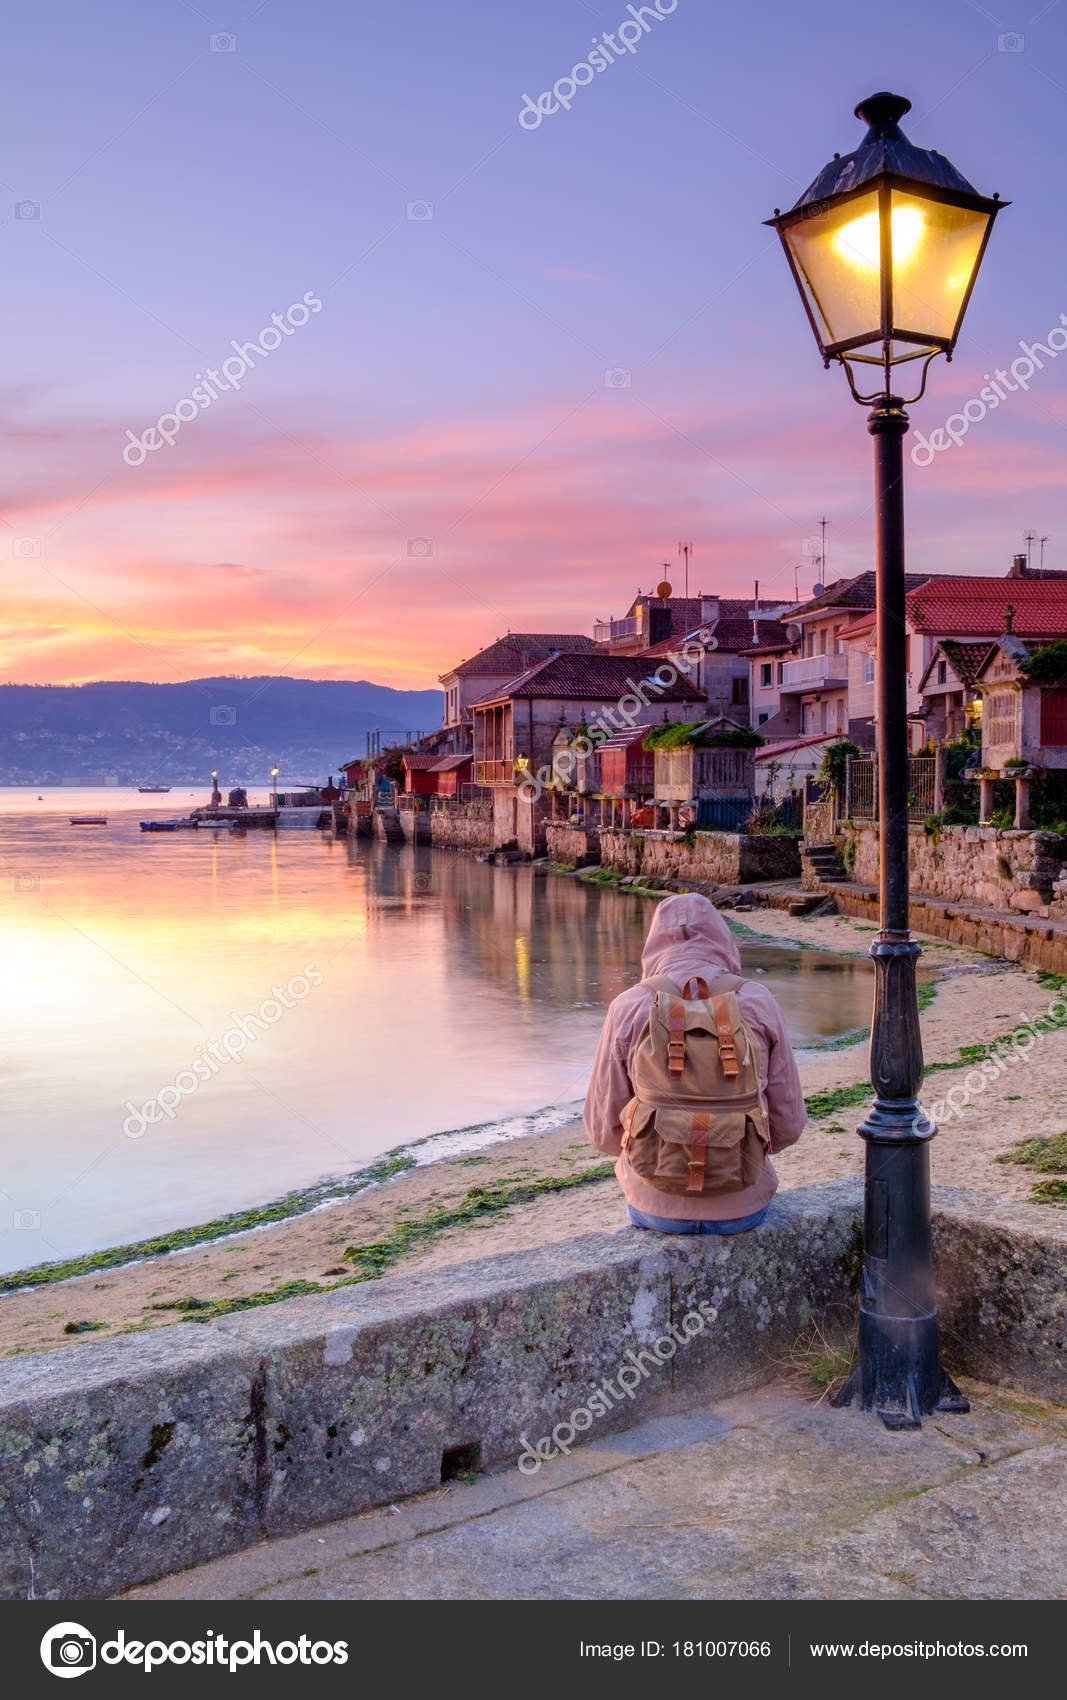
[592,615,639,644]
[475,760,514,786]
[779,653,849,690]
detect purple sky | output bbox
[3,0,1065,687]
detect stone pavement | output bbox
[122,1380,1067,1602]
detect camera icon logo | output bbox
[413,871,433,892]
[40,1623,97,1679]
[15,200,40,220]
[407,200,434,220]
[604,368,632,389]
[210,32,237,52]
[14,875,40,892]
[210,705,238,726]
[998,31,1024,51]
[14,1209,41,1230]
[407,537,434,558]
[13,538,41,557]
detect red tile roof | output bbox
[906,578,1067,639]
[428,753,473,771]
[401,753,441,770]
[790,571,932,616]
[440,634,594,680]
[755,734,835,760]
[470,651,704,705]
[936,640,996,686]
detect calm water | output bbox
[0,788,879,1272]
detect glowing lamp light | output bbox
[767,93,1005,398]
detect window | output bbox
[818,628,827,655]
[862,653,875,685]
[758,711,769,726]
[732,676,749,705]
[776,662,785,685]
[760,663,772,688]
[986,689,1017,748]
[937,659,947,685]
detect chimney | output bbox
[1011,553,1027,577]
[700,595,720,625]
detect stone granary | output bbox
[974,633,1067,826]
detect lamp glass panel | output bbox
[889,189,990,342]
[784,190,882,349]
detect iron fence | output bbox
[696,797,754,832]
[845,753,939,824]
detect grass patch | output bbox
[1030,1178,1067,1203]
[342,1167,616,1281]
[0,1146,421,1296]
[805,1082,873,1120]
[779,1317,855,1401]
[62,1319,104,1335]
[72,1165,619,1330]
[995,1131,1067,1173]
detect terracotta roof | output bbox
[741,639,797,658]
[595,725,651,752]
[440,634,594,680]
[936,640,996,686]
[837,613,876,639]
[639,606,790,658]
[401,753,441,770]
[755,734,835,760]
[470,652,704,706]
[906,578,1067,639]
[790,571,932,616]
[428,753,473,771]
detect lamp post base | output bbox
[830,1309,970,1429]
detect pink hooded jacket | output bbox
[583,893,807,1220]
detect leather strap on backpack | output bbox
[711,994,740,1078]
[687,1111,710,1193]
[667,997,687,1076]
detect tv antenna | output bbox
[1040,534,1050,572]
[677,541,693,603]
[1024,530,1037,568]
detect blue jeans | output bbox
[627,1202,770,1235]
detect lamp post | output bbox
[270,765,279,809]
[210,769,221,808]
[767,93,1006,1428]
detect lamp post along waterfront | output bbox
[767,93,1007,1427]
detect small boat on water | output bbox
[138,785,171,793]
[70,816,107,826]
[139,819,197,831]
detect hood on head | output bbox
[640,891,742,983]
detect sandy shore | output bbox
[2,902,1064,1360]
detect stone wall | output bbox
[0,1181,1063,1598]
[430,809,493,851]
[545,824,598,867]
[600,829,801,885]
[840,823,1067,918]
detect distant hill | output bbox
[0,676,444,786]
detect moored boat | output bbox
[138,785,171,793]
[70,816,107,826]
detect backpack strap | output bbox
[711,994,741,1079]
[687,1111,710,1193]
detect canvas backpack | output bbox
[619,973,770,1197]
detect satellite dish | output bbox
[656,580,672,600]
[786,622,801,644]
[812,582,825,596]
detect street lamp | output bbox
[270,765,279,808]
[767,93,1006,1429]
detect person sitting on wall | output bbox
[584,893,806,1235]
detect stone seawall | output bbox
[430,811,493,851]
[841,823,1067,918]
[545,824,598,867]
[600,829,801,885]
[1,1181,1062,1599]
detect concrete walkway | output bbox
[122,1380,1067,1601]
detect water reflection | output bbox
[0,799,882,1265]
